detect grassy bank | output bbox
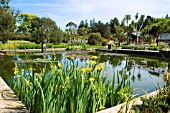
[0,40,108,51]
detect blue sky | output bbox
[10,0,170,30]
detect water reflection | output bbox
[0,55,14,84]
[0,51,169,96]
[163,63,170,86]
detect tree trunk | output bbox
[137,35,139,45]
[118,37,120,46]
[41,43,44,53]
[157,37,159,46]
[42,43,46,53]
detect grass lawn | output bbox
[0,40,31,50]
[1,40,109,50]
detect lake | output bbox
[0,51,168,97]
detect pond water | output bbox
[0,51,169,97]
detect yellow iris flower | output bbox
[92,56,97,59]
[89,78,95,81]
[58,63,62,68]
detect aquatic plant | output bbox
[12,56,132,113]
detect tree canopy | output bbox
[1,0,170,48]
[0,0,17,43]
[31,17,63,52]
[17,13,38,34]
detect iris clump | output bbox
[12,57,132,113]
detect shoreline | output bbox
[0,77,29,112]
[95,48,170,58]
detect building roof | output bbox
[159,33,170,41]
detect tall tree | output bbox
[65,21,77,43]
[143,16,155,28]
[124,14,131,44]
[16,13,37,40]
[110,17,120,34]
[17,13,37,34]
[100,22,112,39]
[31,17,61,52]
[0,0,18,43]
[78,20,85,28]
[0,0,10,7]
[129,20,136,43]
[115,25,124,46]
[90,20,112,39]
[135,13,145,45]
[78,20,88,36]
[49,27,63,44]
[141,15,155,42]
[142,18,169,45]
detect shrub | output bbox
[148,47,159,51]
[158,41,169,49]
[121,45,133,49]
[102,39,108,46]
[81,43,87,50]
[88,33,103,45]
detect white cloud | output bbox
[10,0,170,29]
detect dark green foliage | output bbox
[121,45,133,49]
[31,17,63,52]
[0,0,10,8]
[77,19,89,36]
[88,33,103,45]
[78,20,88,28]
[143,16,155,28]
[31,17,63,44]
[62,32,70,43]
[0,2,17,43]
[49,28,63,44]
[77,27,87,36]
[89,20,112,39]
[114,25,125,46]
[110,17,120,34]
